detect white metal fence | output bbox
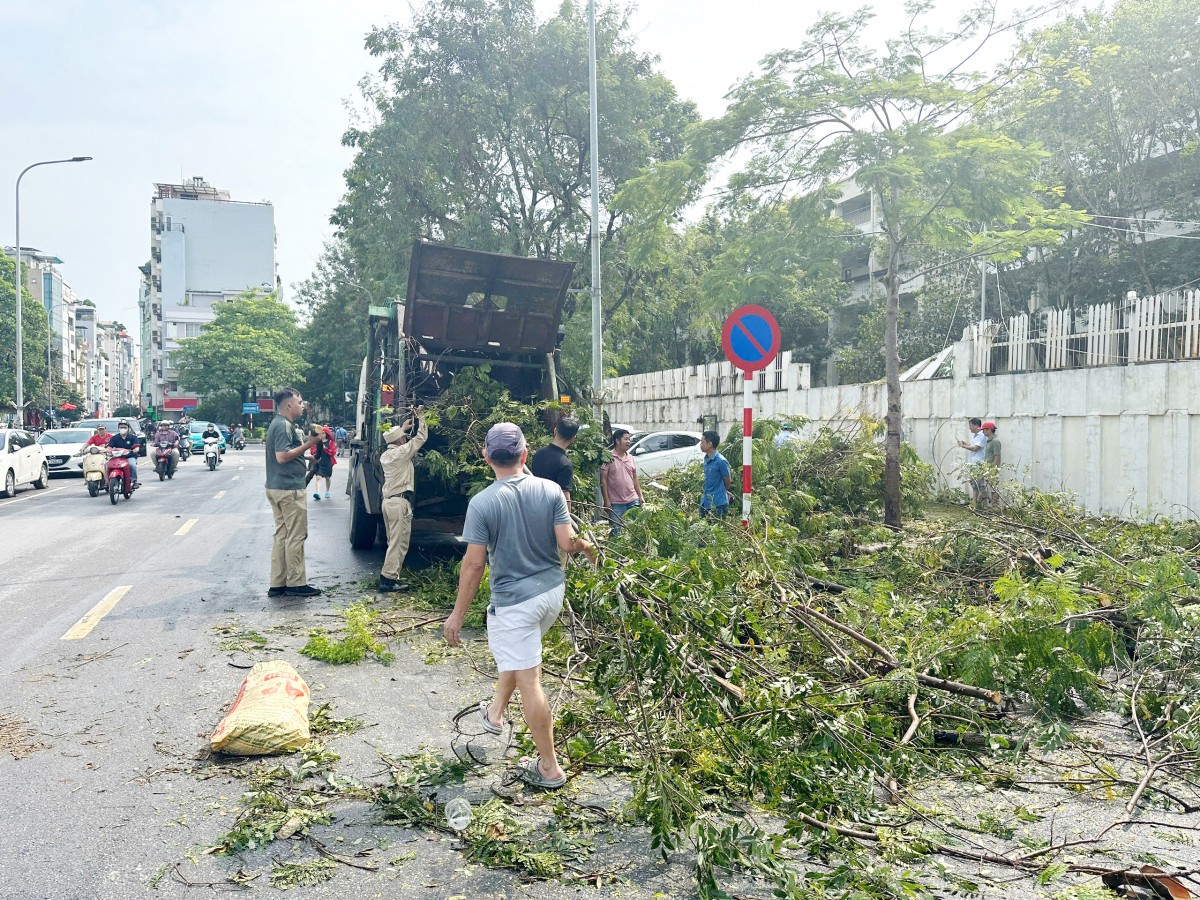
[966,290,1200,375]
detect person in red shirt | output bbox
[84,425,111,448]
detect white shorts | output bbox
[486,583,564,672]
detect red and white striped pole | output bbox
[742,368,753,527]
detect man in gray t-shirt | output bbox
[444,423,596,791]
[264,388,319,597]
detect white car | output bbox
[629,430,705,476]
[37,427,96,476]
[1,429,50,497]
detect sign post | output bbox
[720,304,781,528]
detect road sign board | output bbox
[721,305,781,373]
[242,403,259,414]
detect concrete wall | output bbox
[604,344,1200,520]
[161,198,275,293]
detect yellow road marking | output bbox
[214,491,226,499]
[62,585,132,640]
[175,518,198,536]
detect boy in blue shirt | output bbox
[699,430,731,518]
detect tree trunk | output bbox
[883,217,904,529]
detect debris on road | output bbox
[209,660,311,755]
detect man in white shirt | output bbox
[957,417,988,507]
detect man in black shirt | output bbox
[108,420,143,486]
[530,416,579,503]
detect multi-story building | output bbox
[75,304,105,415]
[138,177,277,411]
[99,322,138,414]
[6,247,80,400]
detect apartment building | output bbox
[138,177,277,411]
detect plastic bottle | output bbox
[445,797,472,831]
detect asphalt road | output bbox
[0,448,687,900]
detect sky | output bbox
[1,0,1021,340]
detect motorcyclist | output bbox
[84,424,111,448]
[232,424,245,448]
[154,420,180,472]
[107,420,142,487]
[202,422,222,464]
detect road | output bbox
[0,448,684,900]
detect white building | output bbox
[138,177,277,411]
[5,248,80,398]
[99,321,137,414]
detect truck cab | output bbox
[346,240,574,549]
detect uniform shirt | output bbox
[381,417,428,496]
[462,474,570,607]
[701,451,731,510]
[530,444,573,493]
[600,452,639,504]
[265,416,306,490]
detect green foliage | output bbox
[308,702,365,737]
[0,253,52,413]
[213,776,331,854]
[174,290,307,403]
[269,858,337,889]
[300,603,393,665]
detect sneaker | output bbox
[324,492,330,499]
[313,493,321,501]
[285,585,322,597]
[378,577,410,593]
[267,586,287,597]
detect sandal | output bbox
[516,755,567,790]
[478,700,503,736]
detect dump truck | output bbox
[346,240,575,549]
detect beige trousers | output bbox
[266,489,308,588]
[381,496,413,580]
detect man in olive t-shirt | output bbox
[265,387,320,597]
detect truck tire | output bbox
[349,483,378,550]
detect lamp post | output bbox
[587,0,602,409]
[13,156,92,427]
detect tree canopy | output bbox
[174,291,307,403]
[0,253,52,415]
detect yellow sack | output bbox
[209,660,311,755]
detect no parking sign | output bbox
[721,305,781,527]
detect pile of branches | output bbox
[556,425,1200,898]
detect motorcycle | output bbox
[154,440,179,481]
[233,435,246,450]
[203,436,221,471]
[105,448,135,505]
[82,446,107,497]
[178,438,190,462]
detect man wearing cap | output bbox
[981,422,1002,507]
[378,407,428,592]
[443,422,597,790]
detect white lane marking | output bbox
[175,518,199,536]
[238,467,245,471]
[214,491,226,499]
[231,476,240,481]
[62,585,132,640]
[0,485,71,507]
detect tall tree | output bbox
[301,0,697,404]
[618,1,1081,527]
[174,291,307,404]
[997,0,1200,309]
[0,253,52,418]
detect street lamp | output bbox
[13,156,92,426]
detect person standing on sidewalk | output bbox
[600,428,643,532]
[378,407,428,592]
[443,423,596,790]
[265,387,321,598]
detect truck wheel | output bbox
[349,484,378,550]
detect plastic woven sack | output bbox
[209,660,311,755]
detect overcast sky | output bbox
[2,0,1018,338]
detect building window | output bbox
[178,322,204,339]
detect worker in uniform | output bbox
[378,407,428,592]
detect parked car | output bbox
[37,427,96,476]
[1,428,50,497]
[187,422,227,454]
[611,423,647,446]
[628,430,705,476]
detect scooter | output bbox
[203,435,221,471]
[82,445,107,497]
[154,440,179,481]
[233,435,246,451]
[106,448,135,505]
[178,438,190,462]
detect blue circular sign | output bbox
[721,305,781,372]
